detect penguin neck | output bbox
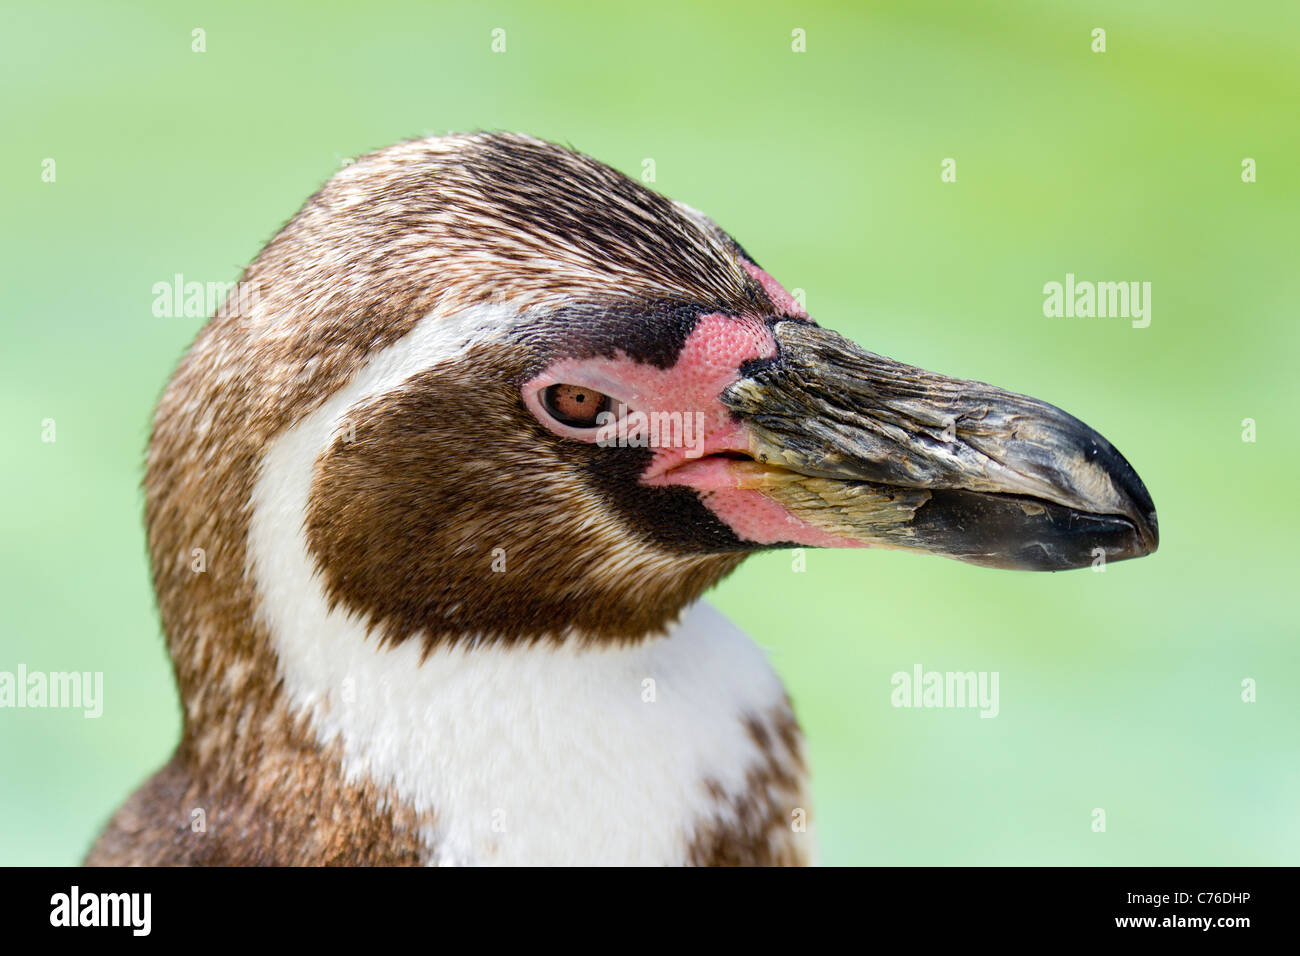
[250,594,793,864]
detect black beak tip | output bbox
[1115,506,1159,565]
[1095,437,1159,559]
[1135,506,1159,556]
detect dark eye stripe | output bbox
[541,383,614,428]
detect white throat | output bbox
[246,306,795,865]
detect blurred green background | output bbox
[2,0,1297,866]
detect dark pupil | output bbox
[544,384,609,427]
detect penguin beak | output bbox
[721,320,1158,570]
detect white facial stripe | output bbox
[247,306,797,865]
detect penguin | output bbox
[86,132,1157,866]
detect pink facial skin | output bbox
[523,310,865,549]
[742,261,809,320]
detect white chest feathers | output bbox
[278,601,793,865]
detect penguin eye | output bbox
[541,384,614,429]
